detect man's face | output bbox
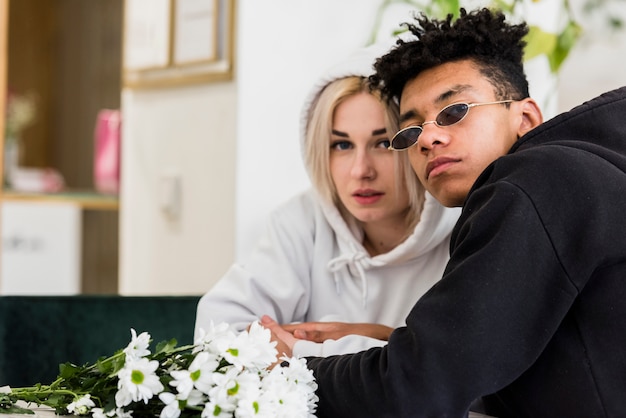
[399,60,524,207]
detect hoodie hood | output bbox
[514,86,626,157]
[299,39,399,169]
[319,188,459,308]
[299,41,461,307]
[298,39,406,255]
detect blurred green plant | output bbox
[369,0,623,74]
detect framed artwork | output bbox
[173,0,219,65]
[123,0,171,71]
[123,0,235,88]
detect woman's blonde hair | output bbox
[304,76,425,230]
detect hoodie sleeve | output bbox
[195,193,316,338]
[293,335,387,357]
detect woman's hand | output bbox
[281,321,394,342]
[260,315,298,359]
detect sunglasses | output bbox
[389,100,515,150]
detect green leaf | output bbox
[524,25,558,62]
[45,393,71,408]
[155,338,178,355]
[547,20,582,72]
[434,0,461,18]
[489,0,516,15]
[0,404,35,415]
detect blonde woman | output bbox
[195,43,460,357]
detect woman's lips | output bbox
[353,190,384,205]
[426,157,459,179]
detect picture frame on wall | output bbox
[173,0,219,66]
[123,0,235,88]
[123,0,171,71]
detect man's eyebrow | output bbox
[399,109,417,124]
[331,129,349,137]
[438,85,471,102]
[399,84,473,123]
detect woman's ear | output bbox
[517,98,543,137]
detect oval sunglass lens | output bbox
[437,103,469,126]
[392,128,420,149]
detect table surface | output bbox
[3,406,56,417]
[1,407,495,417]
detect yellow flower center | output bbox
[131,370,145,384]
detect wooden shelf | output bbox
[1,0,123,294]
[1,189,119,210]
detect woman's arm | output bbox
[283,321,393,342]
[194,194,317,339]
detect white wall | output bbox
[234,0,390,260]
[232,0,563,260]
[119,82,237,295]
[119,0,626,295]
[557,1,626,112]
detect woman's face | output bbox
[329,92,410,227]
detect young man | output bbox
[262,8,626,417]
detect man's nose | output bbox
[418,122,447,152]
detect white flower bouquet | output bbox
[0,322,318,417]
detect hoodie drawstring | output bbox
[327,248,370,309]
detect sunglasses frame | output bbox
[389,100,515,151]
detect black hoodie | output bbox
[307,86,626,418]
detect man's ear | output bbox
[517,98,543,137]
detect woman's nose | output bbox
[351,150,376,179]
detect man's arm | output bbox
[300,182,577,417]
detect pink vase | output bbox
[93,109,121,195]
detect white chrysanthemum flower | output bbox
[201,398,236,418]
[159,389,204,418]
[260,358,318,418]
[202,367,240,416]
[232,372,276,418]
[246,322,279,367]
[117,409,134,418]
[231,370,262,403]
[223,322,277,370]
[169,351,219,398]
[194,322,237,356]
[261,376,310,418]
[158,392,181,418]
[66,394,95,415]
[116,357,165,406]
[279,357,317,386]
[208,366,240,399]
[90,408,106,418]
[234,394,276,418]
[91,407,133,418]
[123,328,151,360]
[114,386,133,409]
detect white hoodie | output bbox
[195,41,461,357]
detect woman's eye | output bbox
[377,139,391,149]
[331,141,352,151]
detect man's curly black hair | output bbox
[370,8,530,103]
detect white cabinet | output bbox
[1,201,81,294]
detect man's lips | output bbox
[426,157,460,179]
